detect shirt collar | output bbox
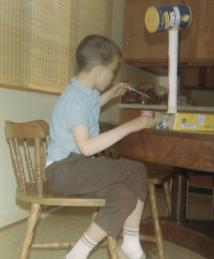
[71,78,95,96]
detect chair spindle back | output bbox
[5,120,49,196]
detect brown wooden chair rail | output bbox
[5,120,118,259]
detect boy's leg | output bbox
[66,222,107,259]
[66,200,146,259]
[121,199,146,259]
[46,155,147,202]
[66,199,146,259]
[66,183,138,259]
[124,199,144,229]
[47,155,148,258]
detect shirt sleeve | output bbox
[64,95,90,129]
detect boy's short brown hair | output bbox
[75,34,121,72]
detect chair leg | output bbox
[107,235,118,259]
[148,183,165,259]
[19,203,41,259]
[163,181,171,216]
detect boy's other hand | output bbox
[129,115,155,132]
[141,110,155,118]
[111,82,130,98]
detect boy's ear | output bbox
[93,65,104,77]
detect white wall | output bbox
[0,87,57,228]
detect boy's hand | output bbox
[129,115,155,132]
[100,82,130,107]
[141,110,155,118]
[140,110,155,129]
[110,82,130,98]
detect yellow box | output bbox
[174,112,214,132]
[155,112,214,133]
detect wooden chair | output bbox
[5,120,119,259]
[102,147,174,259]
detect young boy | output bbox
[46,35,154,259]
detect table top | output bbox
[118,129,214,173]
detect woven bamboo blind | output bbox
[0,0,113,94]
[70,0,113,74]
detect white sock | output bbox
[121,227,146,259]
[65,233,98,259]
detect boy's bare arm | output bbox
[71,116,155,157]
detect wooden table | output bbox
[118,129,214,259]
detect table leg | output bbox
[171,167,188,222]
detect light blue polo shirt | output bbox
[47,78,100,161]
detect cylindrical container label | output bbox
[145,5,191,33]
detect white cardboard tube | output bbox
[168,29,179,114]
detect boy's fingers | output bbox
[118,82,131,88]
[113,83,130,96]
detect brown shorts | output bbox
[46,153,148,237]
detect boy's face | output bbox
[95,55,121,91]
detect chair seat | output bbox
[16,190,106,207]
[145,162,174,185]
